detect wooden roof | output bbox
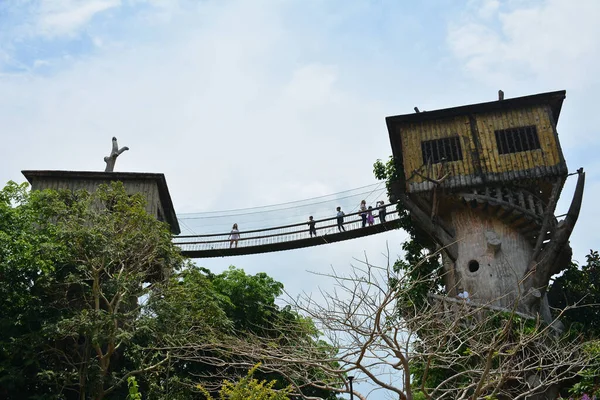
[386,90,566,126]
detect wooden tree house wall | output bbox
[385,91,583,314]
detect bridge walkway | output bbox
[174,203,400,258]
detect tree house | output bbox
[22,170,180,235]
[22,170,181,283]
[386,90,585,319]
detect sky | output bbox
[1,0,600,398]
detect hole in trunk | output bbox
[468,260,480,273]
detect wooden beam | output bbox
[401,194,458,261]
[530,178,562,263]
[525,170,585,305]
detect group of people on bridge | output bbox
[228,200,389,247]
[309,199,387,238]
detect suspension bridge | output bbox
[173,183,401,258]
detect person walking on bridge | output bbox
[359,200,368,228]
[308,216,317,237]
[336,206,346,232]
[376,200,387,223]
[229,223,240,248]
[367,206,375,226]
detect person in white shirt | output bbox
[229,223,240,248]
[457,288,470,302]
[359,200,367,228]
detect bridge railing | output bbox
[173,203,400,252]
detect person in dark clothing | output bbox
[308,216,317,237]
[336,206,346,232]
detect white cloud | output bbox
[32,59,51,68]
[447,0,600,153]
[448,0,600,88]
[37,0,121,38]
[0,0,393,219]
[473,0,500,19]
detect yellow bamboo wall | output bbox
[401,115,474,184]
[475,105,560,175]
[399,105,566,193]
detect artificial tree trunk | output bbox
[403,170,584,320]
[400,171,585,400]
[104,137,129,172]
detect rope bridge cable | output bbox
[180,188,384,221]
[179,182,385,216]
[177,182,389,235]
[174,203,401,258]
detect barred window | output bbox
[495,125,541,155]
[421,136,463,164]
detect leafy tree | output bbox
[373,157,443,305]
[0,181,339,400]
[211,266,285,334]
[548,250,600,336]
[143,266,339,399]
[0,181,70,398]
[0,181,185,399]
[198,364,291,400]
[547,251,600,397]
[126,377,143,400]
[137,267,232,399]
[372,157,600,398]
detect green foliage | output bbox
[211,266,285,334]
[564,340,600,398]
[373,158,443,308]
[411,391,427,400]
[549,250,600,336]
[0,181,185,399]
[547,252,600,400]
[208,269,339,399]
[198,364,291,400]
[374,157,600,398]
[0,182,60,395]
[143,266,337,400]
[127,376,142,400]
[0,181,339,400]
[147,267,232,335]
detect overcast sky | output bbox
[2,0,600,398]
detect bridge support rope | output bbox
[174,204,401,258]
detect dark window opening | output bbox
[495,125,541,155]
[421,136,463,164]
[468,260,480,273]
